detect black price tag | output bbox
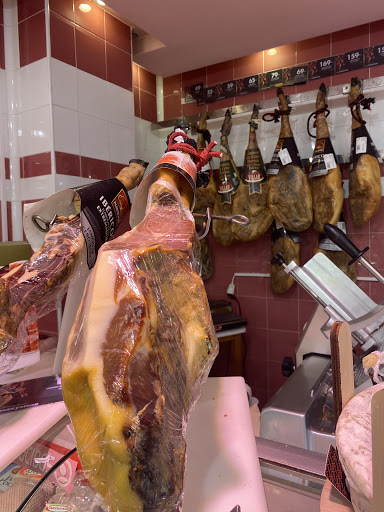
[335,49,364,74]
[364,44,384,67]
[237,74,259,95]
[216,80,237,100]
[308,57,335,80]
[283,65,308,85]
[202,86,216,104]
[185,83,204,103]
[259,69,283,90]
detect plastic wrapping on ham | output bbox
[0,216,83,374]
[62,177,218,512]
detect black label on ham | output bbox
[74,178,130,268]
[349,125,382,169]
[267,137,303,175]
[309,137,338,178]
[241,148,266,194]
[216,159,239,204]
[272,224,300,244]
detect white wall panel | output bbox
[53,105,80,155]
[77,69,108,121]
[78,112,109,161]
[107,82,134,127]
[109,122,134,164]
[51,58,78,111]
[20,175,53,200]
[19,58,50,112]
[18,105,51,156]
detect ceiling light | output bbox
[79,3,92,12]
[96,0,106,5]
[267,48,277,56]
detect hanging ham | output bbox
[232,104,273,242]
[267,87,312,232]
[314,215,357,283]
[212,109,239,246]
[62,163,218,512]
[309,83,343,232]
[348,77,382,226]
[270,222,300,294]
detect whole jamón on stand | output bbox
[309,82,343,232]
[348,77,382,227]
[232,104,274,242]
[267,87,313,232]
[212,109,240,246]
[270,222,300,294]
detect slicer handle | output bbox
[324,223,369,265]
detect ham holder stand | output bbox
[260,223,384,454]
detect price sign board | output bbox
[335,49,364,74]
[364,44,384,67]
[283,65,308,85]
[308,57,335,80]
[259,69,283,89]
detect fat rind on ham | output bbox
[62,178,218,512]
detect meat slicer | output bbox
[260,224,384,454]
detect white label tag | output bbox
[278,148,292,165]
[267,168,279,176]
[309,168,328,178]
[323,153,336,170]
[356,136,367,154]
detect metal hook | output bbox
[32,214,61,233]
[193,209,250,239]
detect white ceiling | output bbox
[108,0,383,77]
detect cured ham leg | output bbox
[309,83,343,232]
[232,104,273,241]
[62,167,218,511]
[270,222,300,294]
[212,109,239,246]
[348,77,381,226]
[267,88,312,232]
[0,162,146,358]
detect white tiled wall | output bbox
[134,116,164,174]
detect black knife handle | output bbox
[324,223,369,265]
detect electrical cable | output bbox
[15,447,77,512]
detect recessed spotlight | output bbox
[267,48,277,56]
[79,3,91,12]
[96,0,106,5]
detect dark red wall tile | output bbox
[7,201,12,241]
[76,26,106,80]
[0,0,3,25]
[268,361,289,398]
[74,0,104,39]
[370,20,384,47]
[264,43,296,72]
[295,76,331,94]
[19,11,47,67]
[235,90,263,105]
[263,87,284,100]
[297,34,331,64]
[163,74,181,96]
[332,23,369,55]
[164,93,181,120]
[18,0,44,22]
[106,43,132,90]
[81,155,110,180]
[182,101,207,117]
[5,158,10,180]
[370,64,384,79]
[140,90,157,123]
[268,298,299,331]
[0,25,4,69]
[38,310,58,335]
[50,12,76,66]
[331,67,369,86]
[132,62,139,87]
[234,52,263,79]
[22,152,51,178]
[268,329,299,363]
[139,66,156,95]
[207,60,234,86]
[369,201,384,233]
[182,67,206,88]
[134,85,140,116]
[105,12,131,54]
[55,151,80,176]
[49,0,74,21]
[207,97,234,112]
[111,161,126,177]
